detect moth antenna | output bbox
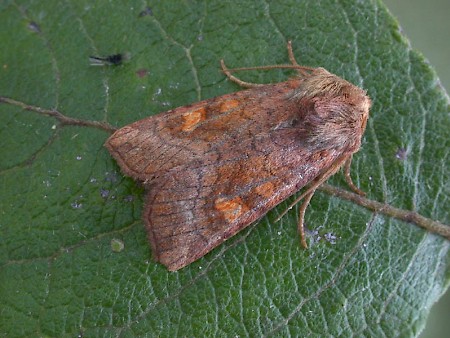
[286,41,312,77]
[221,62,313,85]
[222,64,314,74]
[287,41,299,66]
[220,41,314,85]
[220,59,265,88]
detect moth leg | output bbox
[276,155,350,248]
[275,154,349,222]
[220,60,265,88]
[297,190,315,248]
[343,155,365,196]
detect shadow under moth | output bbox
[105,42,371,271]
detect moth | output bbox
[105,42,371,271]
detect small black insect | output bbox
[89,54,125,66]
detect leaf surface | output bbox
[0,1,449,336]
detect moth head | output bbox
[294,68,371,153]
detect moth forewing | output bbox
[105,42,370,271]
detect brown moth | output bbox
[105,42,371,271]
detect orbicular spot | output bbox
[214,196,249,223]
[181,107,207,131]
[219,99,240,113]
[254,182,276,198]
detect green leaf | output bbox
[1,0,449,336]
